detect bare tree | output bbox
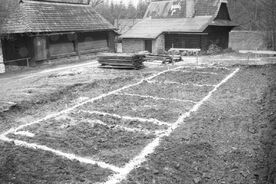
[89,0,104,8]
[265,0,276,50]
[0,0,18,35]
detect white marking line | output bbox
[102,68,240,184]
[0,136,121,173]
[209,66,231,70]
[147,80,216,87]
[0,66,182,170]
[13,131,35,138]
[117,93,197,104]
[175,70,219,75]
[1,66,181,138]
[182,66,231,71]
[85,116,154,135]
[80,110,171,127]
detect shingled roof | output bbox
[121,0,235,39]
[0,0,115,34]
[121,16,213,39]
[144,0,228,19]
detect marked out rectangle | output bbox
[122,81,213,102]
[71,111,168,131]
[7,114,155,167]
[152,70,229,85]
[79,94,194,123]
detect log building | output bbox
[121,0,236,54]
[0,0,116,66]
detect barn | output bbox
[0,0,116,67]
[120,0,236,54]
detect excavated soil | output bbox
[152,69,230,85]
[0,64,275,184]
[0,142,113,184]
[178,66,231,75]
[72,111,168,131]
[121,81,213,102]
[7,114,155,167]
[79,94,194,123]
[122,65,276,184]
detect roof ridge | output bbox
[22,0,91,6]
[1,0,115,34]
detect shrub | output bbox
[207,44,222,55]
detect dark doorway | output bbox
[145,40,152,53]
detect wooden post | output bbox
[46,36,50,62]
[26,58,30,67]
[74,33,81,61]
[196,52,199,65]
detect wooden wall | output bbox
[1,34,33,65]
[1,30,115,65]
[165,34,208,50]
[78,32,108,53]
[107,31,116,52]
[49,34,75,57]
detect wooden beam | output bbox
[74,33,81,60]
[165,32,208,35]
[45,36,50,61]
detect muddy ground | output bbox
[122,65,276,184]
[0,62,275,184]
[8,115,155,167]
[80,94,194,123]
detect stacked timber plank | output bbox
[97,53,145,69]
[145,54,173,63]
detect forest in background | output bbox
[0,0,276,49]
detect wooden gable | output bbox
[215,3,231,20]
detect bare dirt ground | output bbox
[0,60,275,184]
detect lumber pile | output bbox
[97,53,145,69]
[145,54,173,63]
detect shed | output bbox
[121,0,236,54]
[0,0,116,66]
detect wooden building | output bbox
[121,0,236,54]
[0,0,116,66]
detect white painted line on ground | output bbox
[102,68,240,184]
[80,110,171,127]
[175,70,219,75]
[13,131,35,138]
[186,65,231,70]
[112,125,154,135]
[213,58,262,61]
[117,93,197,104]
[84,117,154,135]
[147,80,216,87]
[0,136,121,173]
[0,66,181,138]
[208,66,231,70]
